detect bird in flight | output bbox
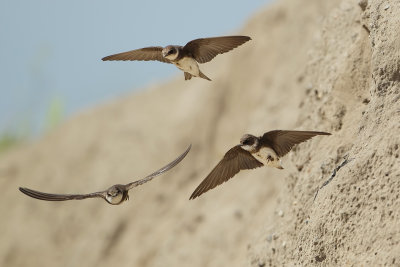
[102,35,251,81]
[19,145,191,205]
[190,131,331,199]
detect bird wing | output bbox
[19,187,106,202]
[102,46,171,63]
[183,36,251,64]
[126,144,191,190]
[189,145,263,200]
[260,130,331,158]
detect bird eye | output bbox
[169,49,174,54]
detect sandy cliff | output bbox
[0,0,399,266]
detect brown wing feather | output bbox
[189,145,263,200]
[126,144,191,190]
[183,36,251,64]
[19,187,105,202]
[261,130,331,157]
[102,46,171,63]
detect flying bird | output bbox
[19,145,191,205]
[102,36,251,81]
[190,131,331,199]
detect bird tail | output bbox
[184,72,192,80]
[199,71,211,81]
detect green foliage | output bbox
[0,133,21,154]
[0,97,64,155]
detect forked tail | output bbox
[199,70,211,81]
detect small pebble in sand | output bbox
[273,233,279,240]
[358,0,368,11]
[384,5,390,10]
[305,83,313,91]
[278,210,284,217]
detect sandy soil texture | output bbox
[0,0,399,266]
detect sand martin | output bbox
[102,36,251,81]
[19,145,191,205]
[190,131,331,199]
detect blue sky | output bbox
[0,0,269,136]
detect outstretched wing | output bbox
[183,36,251,64]
[102,46,171,63]
[189,145,263,200]
[261,130,331,157]
[126,144,191,190]
[19,187,105,202]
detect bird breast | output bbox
[174,57,200,75]
[106,192,124,205]
[252,147,281,168]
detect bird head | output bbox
[105,185,127,205]
[162,46,178,60]
[240,134,259,153]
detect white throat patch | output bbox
[241,144,255,152]
[164,52,179,61]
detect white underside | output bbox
[253,147,283,169]
[106,193,123,204]
[174,57,201,76]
